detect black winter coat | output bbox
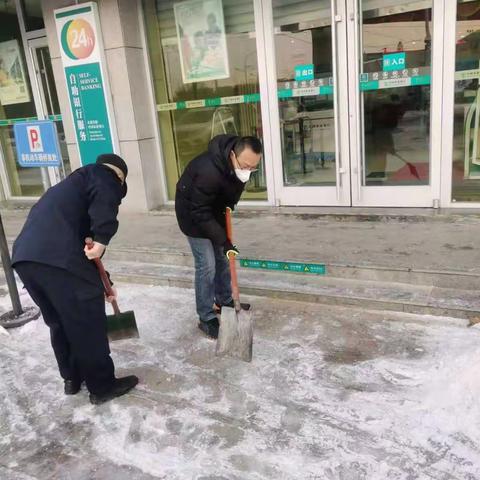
[175,134,245,245]
[12,164,125,287]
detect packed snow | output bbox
[1,283,480,479]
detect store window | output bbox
[0,1,46,197]
[143,0,267,201]
[452,0,480,202]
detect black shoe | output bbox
[198,318,219,339]
[89,375,139,405]
[64,379,81,395]
[214,301,251,313]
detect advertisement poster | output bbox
[54,2,117,165]
[0,40,30,106]
[174,0,230,84]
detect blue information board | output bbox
[13,120,62,168]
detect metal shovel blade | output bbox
[107,310,139,342]
[216,306,253,362]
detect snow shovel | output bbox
[86,239,139,342]
[216,208,253,362]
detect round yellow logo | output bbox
[61,19,95,60]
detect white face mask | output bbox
[235,168,251,183]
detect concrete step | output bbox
[150,205,480,223]
[108,260,480,321]
[105,247,480,291]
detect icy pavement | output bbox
[1,284,480,480]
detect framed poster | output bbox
[0,40,31,106]
[174,0,230,84]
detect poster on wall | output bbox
[174,0,230,84]
[0,40,31,106]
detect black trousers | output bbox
[14,262,115,395]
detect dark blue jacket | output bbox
[12,164,125,287]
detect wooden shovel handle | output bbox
[225,208,241,311]
[85,238,120,315]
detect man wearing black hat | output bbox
[12,154,138,405]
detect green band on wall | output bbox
[55,6,91,18]
[157,74,432,112]
[0,115,63,127]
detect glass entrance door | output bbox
[29,38,71,182]
[267,0,442,207]
[269,0,352,206]
[348,0,442,207]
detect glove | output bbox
[223,240,239,259]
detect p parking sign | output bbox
[13,120,62,167]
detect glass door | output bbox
[28,37,71,183]
[268,0,352,206]
[449,0,480,204]
[348,0,442,207]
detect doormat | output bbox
[240,259,326,275]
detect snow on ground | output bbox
[1,283,480,480]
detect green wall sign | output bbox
[295,64,315,81]
[54,3,117,165]
[240,259,326,275]
[383,52,406,72]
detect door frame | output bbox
[260,0,446,208]
[260,0,352,206]
[27,36,63,186]
[346,0,444,207]
[439,0,480,209]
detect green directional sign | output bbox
[240,259,326,275]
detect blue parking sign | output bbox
[13,120,62,168]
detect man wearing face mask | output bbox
[12,153,138,405]
[175,135,262,339]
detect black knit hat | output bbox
[96,153,128,178]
